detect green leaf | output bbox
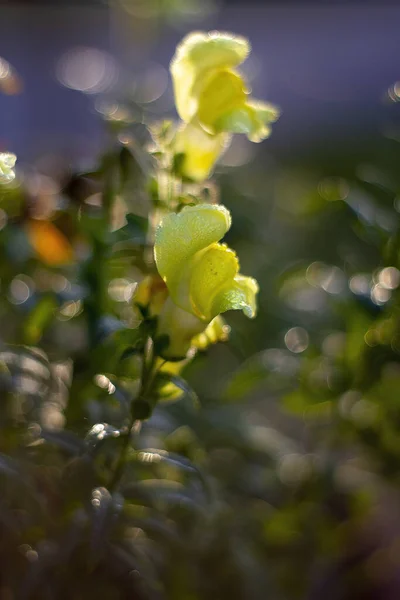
[23,294,57,345]
[119,346,142,361]
[42,428,85,455]
[153,334,170,356]
[283,390,333,420]
[172,152,186,177]
[122,479,205,515]
[153,373,199,408]
[109,325,146,357]
[115,212,149,246]
[223,359,268,401]
[89,486,117,567]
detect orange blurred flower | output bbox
[25,219,73,266]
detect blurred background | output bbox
[2,1,400,599]
[2,0,400,161]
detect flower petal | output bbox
[214,100,281,142]
[211,274,259,319]
[154,202,259,330]
[154,203,231,312]
[170,31,250,123]
[174,122,231,182]
[196,69,247,133]
[157,296,206,358]
[190,242,239,320]
[191,315,230,350]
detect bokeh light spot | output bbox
[371,284,391,306]
[318,177,349,202]
[57,47,117,94]
[349,273,371,296]
[133,63,168,104]
[108,278,137,302]
[8,275,34,305]
[284,327,309,353]
[378,267,400,290]
[278,453,313,486]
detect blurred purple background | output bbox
[1,1,400,164]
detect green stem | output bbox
[108,337,156,492]
[108,413,138,493]
[84,237,107,348]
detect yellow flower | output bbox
[154,203,258,324]
[155,315,230,396]
[171,31,250,124]
[135,274,230,358]
[135,274,169,315]
[156,296,210,358]
[170,31,280,143]
[174,122,230,182]
[0,152,16,183]
[191,315,230,350]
